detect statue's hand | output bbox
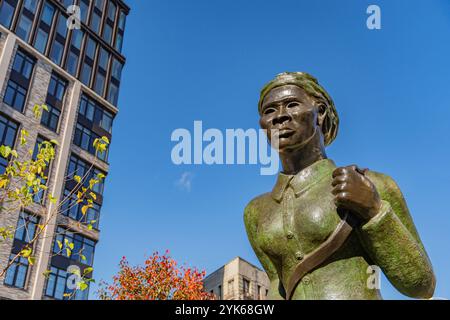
[332,165,381,222]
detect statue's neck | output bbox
[279,130,327,175]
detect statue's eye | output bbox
[286,102,300,109]
[263,108,275,115]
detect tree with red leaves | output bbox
[97,250,214,300]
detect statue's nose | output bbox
[272,109,291,126]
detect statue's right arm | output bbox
[244,199,285,300]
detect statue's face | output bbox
[260,85,320,153]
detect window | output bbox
[67,153,89,178]
[50,14,68,65]
[218,285,222,299]
[0,115,18,173]
[4,81,27,112]
[0,0,17,28]
[34,2,55,54]
[23,0,38,13]
[102,22,112,44]
[41,2,55,25]
[67,154,106,194]
[44,266,89,300]
[115,10,126,52]
[62,189,100,229]
[94,47,109,95]
[66,29,84,76]
[12,49,35,80]
[40,106,60,132]
[85,36,96,59]
[108,58,122,105]
[228,279,234,296]
[41,73,67,132]
[74,123,108,161]
[257,285,262,300]
[16,14,33,41]
[79,0,90,24]
[53,227,96,266]
[61,0,75,8]
[34,29,49,54]
[47,73,67,101]
[79,94,114,133]
[102,1,115,45]
[243,278,250,295]
[107,2,116,21]
[14,212,39,243]
[15,0,38,41]
[4,255,29,289]
[80,37,96,86]
[4,50,35,112]
[80,63,92,86]
[90,0,103,34]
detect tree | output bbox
[98,250,215,300]
[0,104,110,299]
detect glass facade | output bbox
[0,114,18,173]
[0,0,128,106]
[0,0,128,300]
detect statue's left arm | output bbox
[357,172,436,299]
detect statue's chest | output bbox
[256,184,341,261]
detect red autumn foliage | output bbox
[98,250,215,300]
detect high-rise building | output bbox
[0,0,129,300]
[204,257,270,300]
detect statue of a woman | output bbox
[244,72,435,300]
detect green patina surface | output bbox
[244,159,435,300]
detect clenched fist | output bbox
[332,165,382,222]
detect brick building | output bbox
[0,0,128,300]
[204,257,270,300]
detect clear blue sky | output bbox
[91,0,450,299]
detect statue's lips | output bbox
[277,129,295,139]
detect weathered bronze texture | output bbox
[244,72,436,300]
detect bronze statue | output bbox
[244,72,436,300]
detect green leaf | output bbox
[43,270,52,278]
[101,136,110,144]
[33,104,42,118]
[20,248,32,258]
[28,256,36,265]
[20,130,29,145]
[79,282,88,291]
[0,145,12,158]
[57,240,63,250]
[83,267,93,275]
[48,194,57,204]
[74,175,82,183]
[81,205,89,216]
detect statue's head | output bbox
[258,72,339,153]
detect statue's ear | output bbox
[317,102,327,128]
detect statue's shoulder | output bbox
[244,192,272,222]
[365,170,402,198]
